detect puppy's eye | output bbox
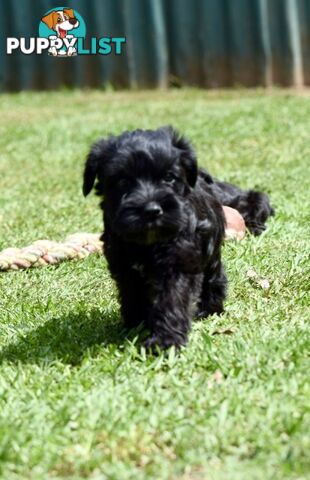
[57,17,62,22]
[163,172,176,184]
[64,14,69,20]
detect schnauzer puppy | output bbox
[83,127,227,350]
[83,127,274,351]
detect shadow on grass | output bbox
[0,309,143,366]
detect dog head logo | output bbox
[39,7,86,56]
[42,8,79,39]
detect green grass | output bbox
[0,89,309,480]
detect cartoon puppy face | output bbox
[41,9,79,38]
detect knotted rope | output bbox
[0,233,103,272]
[0,208,244,272]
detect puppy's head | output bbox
[242,190,275,235]
[83,127,197,245]
[41,9,79,37]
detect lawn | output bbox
[0,89,309,480]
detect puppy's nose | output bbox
[144,202,163,220]
[69,18,77,25]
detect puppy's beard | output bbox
[139,227,167,245]
[112,211,183,245]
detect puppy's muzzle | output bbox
[144,202,163,221]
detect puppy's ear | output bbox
[41,11,56,29]
[166,127,198,187]
[83,138,114,196]
[64,8,75,18]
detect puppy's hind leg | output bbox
[197,258,227,318]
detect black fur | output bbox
[198,170,275,236]
[83,127,274,351]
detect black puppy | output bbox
[83,127,274,350]
[83,127,227,350]
[198,170,275,236]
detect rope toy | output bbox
[0,208,244,272]
[0,233,103,272]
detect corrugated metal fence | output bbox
[1,0,310,91]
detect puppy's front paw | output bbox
[67,46,77,56]
[196,303,224,319]
[48,47,58,56]
[143,334,186,353]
